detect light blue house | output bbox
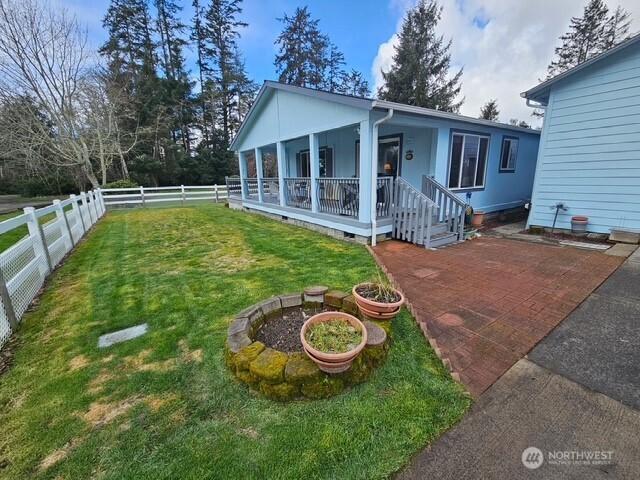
[523,34,640,235]
[228,81,540,247]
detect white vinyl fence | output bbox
[101,185,228,207]
[0,190,106,349]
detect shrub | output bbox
[104,179,139,189]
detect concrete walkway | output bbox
[397,246,640,479]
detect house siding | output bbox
[529,44,640,234]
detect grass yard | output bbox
[0,205,469,479]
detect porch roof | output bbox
[229,81,540,151]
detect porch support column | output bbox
[255,147,264,203]
[358,119,372,223]
[276,141,287,207]
[309,133,320,213]
[238,150,249,200]
[433,127,451,184]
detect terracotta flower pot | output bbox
[357,303,400,321]
[471,211,485,227]
[300,311,367,373]
[571,216,589,233]
[352,283,405,319]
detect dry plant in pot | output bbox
[300,312,367,374]
[353,275,404,320]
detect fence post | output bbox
[214,185,219,203]
[140,186,145,207]
[24,207,52,274]
[86,191,96,225]
[90,191,99,221]
[0,268,18,330]
[71,194,86,235]
[54,199,74,249]
[80,192,91,228]
[97,188,105,216]
[181,185,185,206]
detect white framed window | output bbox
[500,137,518,172]
[297,147,334,177]
[448,132,490,190]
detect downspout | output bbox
[371,108,394,246]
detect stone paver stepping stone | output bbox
[98,324,148,348]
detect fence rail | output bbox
[0,190,106,350]
[102,185,228,206]
[422,175,466,241]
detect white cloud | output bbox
[372,0,640,126]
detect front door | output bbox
[378,136,401,177]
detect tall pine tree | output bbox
[378,0,463,112]
[274,6,370,97]
[479,99,499,121]
[546,0,631,78]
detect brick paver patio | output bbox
[371,238,624,397]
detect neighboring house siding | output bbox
[529,46,640,233]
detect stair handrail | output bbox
[391,178,440,247]
[421,175,466,241]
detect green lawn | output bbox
[0,205,469,479]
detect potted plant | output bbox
[352,278,404,321]
[571,216,589,233]
[471,210,485,227]
[301,312,367,374]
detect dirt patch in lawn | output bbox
[178,340,203,363]
[123,349,176,373]
[39,437,84,471]
[82,397,139,427]
[68,354,90,371]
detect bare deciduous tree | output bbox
[0,0,138,187]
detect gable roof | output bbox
[521,33,640,105]
[230,81,539,150]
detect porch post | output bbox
[276,141,287,207]
[433,127,451,184]
[255,147,264,203]
[238,151,248,200]
[358,119,372,223]
[309,133,320,213]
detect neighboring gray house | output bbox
[522,34,640,235]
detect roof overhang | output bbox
[372,100,541,135]
[521,32,640,106]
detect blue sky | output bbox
[61,0,640,124]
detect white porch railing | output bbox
[284,178,312,210]
[316,178,359,217]
[102,185,228,206]
[261,177,280,204]
[243,179,259,199]
[0,191,105,350]
[422,176,466,241]
[392,178,438,246]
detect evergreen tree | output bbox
[324,43,346,92]
[378,0,463,112]
[191,0,210,142]
[479,99,499,121]
[154,0,193,153]
[202,0,254,145]
[546,0,631,78]
[274,7,327,88]
[339,70,371,97]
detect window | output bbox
[500,137,518,172]
[448,132,489,190]
[297,147,334,177]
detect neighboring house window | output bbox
[448,132,489,190]
[297,147,334,177]
[500,137,518,172]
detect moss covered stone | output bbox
[301,377,344,399]
[342,295,358,315]
[285,353,322,385]
[324,290,348,308]
[236,369,259,385]
[339,354,371,384]
[250,348,289,384]
[260,381,299,401]
[235,341,266,371]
